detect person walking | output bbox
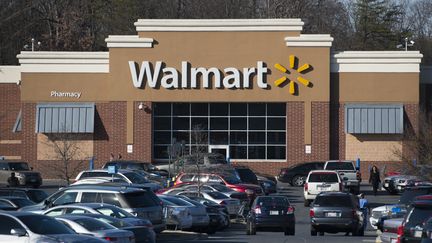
[7,172,19,187]
[369,165,381,196]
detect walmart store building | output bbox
[0,19,427,178]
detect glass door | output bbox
[209,145,229,161]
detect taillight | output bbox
[309,209,314,217]
[287,206,294,214]
[104,237,117,241]
[304,183,308,191]
[254,205,262,214]
[396,225,404,243]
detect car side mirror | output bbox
[10,228,27,237]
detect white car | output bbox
[0,211,105,243]
[303,170,343,206]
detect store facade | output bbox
[0,19,423,177]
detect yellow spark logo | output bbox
[274,55,312,95]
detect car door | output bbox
[0,215,28,243]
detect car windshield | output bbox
[257,196,290,207]
[211,184,232,192]
[309,173,339,183]
[207,191,229,199]
[123,172,150,184]
[222,175,241,184]
[122,191,159,207]
[399,188,431,205]
[325,162,355,170]
[27,190,48,203]
[11,198,35,207]
[73,217,115,231]
[405,207,432,228]
[314,195,352,207]
[18,215,74,235]
[95,206,132,219]
[9,162,30,171]
[161,198,176,206]
[162,196,194,206]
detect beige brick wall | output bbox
[345,134,402,161]
[37,133,94,161]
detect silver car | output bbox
[56,215,135,243]
[176,190,241,216]
[158,197,193,230]
[0,211,105,243]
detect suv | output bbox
[304,170,342,206]
[278,162,325,186]
[19,185,166,233]
[310,192,363,236]
[175,172,263,195]
[324,160,361,194]
[0,161,42,188]
[397,200,432,243]
[0,188,48,203]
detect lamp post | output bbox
[396,37,414,51]
[23,38,41,51]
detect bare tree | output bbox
[190,125,208,195]
[43,132,88,185]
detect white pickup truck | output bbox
[324,160,361,194]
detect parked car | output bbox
[159,197,193,230]
[397,200,432,243]
[0,211,105,242]
[380,218,403,243]
[75,169,162,192]
[102,160,169,177]
[0,188,48,203]
[303,170,343,206]
[0,197,35,210]
[0,161,42,188]
[55,215,135,242]
[277,162,325,186]
[188,196,230,229]
[175,183,248,201]
[310,192,364,236]
[370,186,432,230]
[383,175,401,194]
[421,217,432,243]
[175,190,241,216]
[246,195,295,235]
[323,160,361,194]
[175,172,263,195]
[19,185,166,233]
[394,175,420,193]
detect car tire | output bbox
[304,199,310,207]
[289,227,295,235]
[311,228,317,236]
[292,175,306,187]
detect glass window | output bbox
[68,209,87,214]
[314,195,352,207]
[249,118,265,130]
[173,117,189,130]
[267,146,286,159]
[153,117,171,130]
[267,103,286,116]
[18,215,74,234]
[230,117,247,130]
[191,117,208,130]
[173,132,189,144]
[173,103,189,116]
[121,192,159,207]
[74,218,115,231]
[100,193,121,207]
[154,132,171,144]
[249,103,265,116]
[80,192,98,203]
[210,132,228,145]
[0,215,23,235]
[248,132,265,144]
[248,146,265,159]
[191,103,208,116]
[210,118,228,130]
[267,132,285,144]
[45,208,64,217]
[9,162,30,171]
[0,163,8,170]
[154,146,169,159]
[267,118,286,130]
[53,192,77,206]
[230,146,247,159]
[210,103,228,116]
[230,103,247,116]
[153,103,171,116]
[230,132,247,144]
[308,173,339,183]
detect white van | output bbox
[303,170,343,206]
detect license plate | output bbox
[270,210,279,215]
[326,212,340,217]
[414,230,422,238]
[384,183,389,187]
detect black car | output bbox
[233,167,277,195]
[400,200,432,243]
[246,196,295,235]
[277,162,325,186]
[310,192,363,236]
[421,217,432,243]
[0,188,48,203]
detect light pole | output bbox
[24,38,41,51]
[397,37,414,51]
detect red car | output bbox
[174,172,263,195]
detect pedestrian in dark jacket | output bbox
[7,172,19,187]
[369,165,381,196]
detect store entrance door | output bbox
[209,145,229,162]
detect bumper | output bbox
[304,192,317,201]
[254,215,295,228]
[311,218,359,232]
[380,232,398,243]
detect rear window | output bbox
[314,195,353,207]
[325,162,355,170]
[122,191,159,207]
[162,196,194,206]
[236,169,258,184]
[207,191,229,199]
[74,218,114,231]
[308,173,339,183]
[405,206,432,228]
[8,162,30,171]
[400,188,432,205]
[79,171,109,179]
[180,174,194,182]
[123,172,150,184]
[257,196,290,207]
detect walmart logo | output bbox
[274,55,312,95]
